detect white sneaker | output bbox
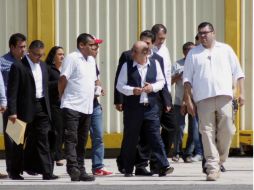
[191,154,203,162]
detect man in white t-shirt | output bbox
[58,33,98,182]
[183,22,245,181]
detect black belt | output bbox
[140,103,149,107]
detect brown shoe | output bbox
[0,173,8,179]
[206,171,220,181]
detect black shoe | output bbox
[159,166,174,177]
[202,167,208,174]
[79,172,95,181]
[25,170,38,176]
[43,174,59,180]
[220,165,226,172]
[116,157,125,174]
[183,156,192,163]
[10,174,24,180]
[69,168,81,181]
[124,173,133,177]
[135,167,153,176]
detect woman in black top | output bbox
[45,46,65,166]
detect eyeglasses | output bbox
[198,31,213,36]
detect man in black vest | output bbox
[116,41,173,177]
[7,40,58,180]
[114,30,171,175]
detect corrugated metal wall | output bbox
[241,0,253,130]
[0,0,27,55]
[55,0,226,134]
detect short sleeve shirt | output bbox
[60,50,97,114]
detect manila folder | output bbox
[6,119,27,145]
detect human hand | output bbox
[115,104,123,112]
[143,82,153,93]
[133,87,143,95]
[8,114,17,124]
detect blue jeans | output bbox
[90,104,104,170]
[173,105,203,157]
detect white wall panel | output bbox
[56,0,137,133]
[0,0,27,55]
[241,0,253,130]
[141,0,224,63]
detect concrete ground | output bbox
[0,157,253,190]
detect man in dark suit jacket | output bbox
[7,40,58,180]
[114,30,172,175]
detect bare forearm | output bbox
[58,76,67,98]
[184,82,192,103]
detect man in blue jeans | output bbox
[171,42,203,163]
[90,36,112,176]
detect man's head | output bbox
[90,36,103,58]
[197,22,215,48]
[131,41,149,65]
[28,40,45,63]
[151,24,167,48]
[139,30,155,53]
[9,33,27,60]
[182,42,195,57]
[77,33,100,58]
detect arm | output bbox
[58,75,67,98]
[237,77,245,106]
[7,64,19,123]
[183,82,195,117]
[0,70,7,112]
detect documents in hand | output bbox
[6,119,27,145]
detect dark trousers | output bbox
[62,108,91,174]
[51,105,64,161]
[122,104,169,174]
[3,110,23,175]
[24,99,53,175]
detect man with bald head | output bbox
[117,41,174,177]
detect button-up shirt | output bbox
[26,55,43,98]
[60,50,97,114]
[0,52,17,92]
[153,43,172,92]
[0,67,7,107]
[183,41,245,103]
[116,59,165,103]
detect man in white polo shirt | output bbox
[58,33,98,182]
[183,22,245,181]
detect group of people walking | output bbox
[0,21,244,182]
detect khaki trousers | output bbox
[197,96,235,173]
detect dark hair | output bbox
[182,42,194,52]
[139,30,155,43]
[151,24,167,35]
[195,34,199,41]
[77,33,94,49]
[29,40,44,50]
[9,33,26,48]
[45,46,63,65]
[198,22,214,32]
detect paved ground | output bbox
[0,157,253,190]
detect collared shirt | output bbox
[26,55,43,98]
[172,58,185,105]
[153,43,172,92]
[183,41,245,103]
[60,50,97,114]
[116,59,165,103]
[0,67,7,107]
[0,52,17,92]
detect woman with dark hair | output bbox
[45,46,65,166]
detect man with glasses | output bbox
[7,40,58,180]
[116,41,174,177]
[183,22,245,181]
[0,33,26,179]
[58,33,97,181]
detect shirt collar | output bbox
[26,54,40,66]
[132,59,151,68]
[76,49,93,62]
